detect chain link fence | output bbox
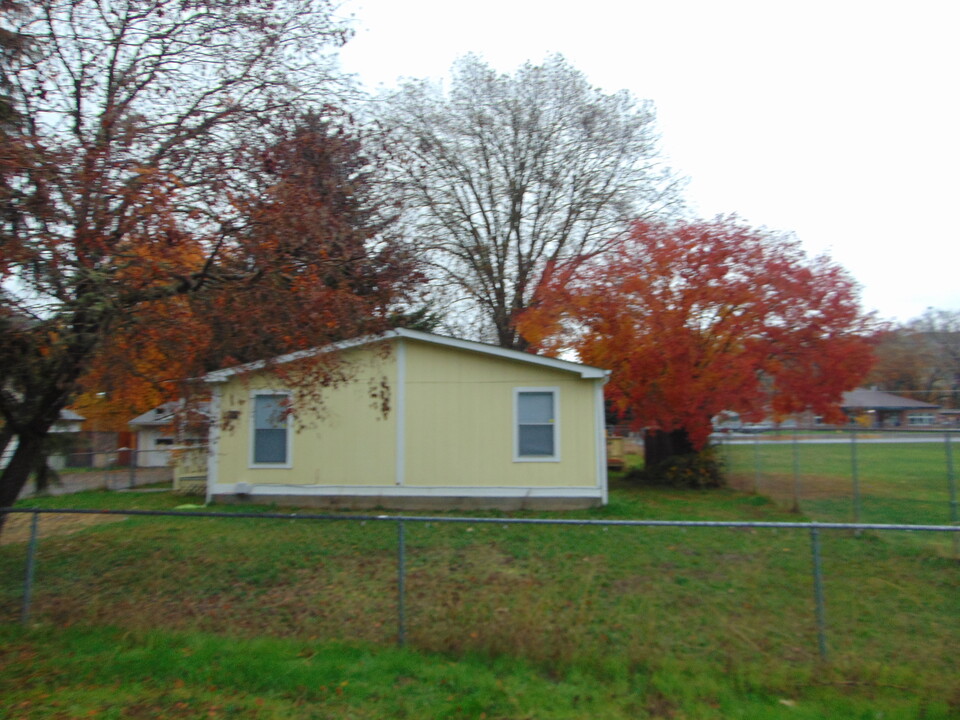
[14,449,174,498]
[2,507,958,664]
[711,427,960,520]
[713,427,960,555]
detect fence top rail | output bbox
[1,507,958,533]
[712,426,960,436]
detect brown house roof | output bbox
[841,388,940,411]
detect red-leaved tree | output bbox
[71,116,414,431]
[519,217,879,466]
[0,0,418,516]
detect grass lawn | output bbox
[719,439,959,526]
[1,483,958,718]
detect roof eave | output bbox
[392,328,608,379]
[201,328,608,383]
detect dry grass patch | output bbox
[727,472,855,502]
[0,512,127,545]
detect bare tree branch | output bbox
[378,54,685,348]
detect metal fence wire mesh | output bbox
[712,427,960,532]
[2,507,958,664]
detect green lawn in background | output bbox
[1,483,957,718]
[719,438,958,526]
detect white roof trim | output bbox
[128,400,212,427]
[202,328,608,383]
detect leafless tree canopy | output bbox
[867,308,960,407]
[0,0,356,365]
[3,0,350,300]
[0,0,357,513]
[378,54,684,349]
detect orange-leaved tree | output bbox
[68,115,418,437]
[519,217,879,467]
[0,0,418,516]
[70,295,209,432]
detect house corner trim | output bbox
[205,385,222,504]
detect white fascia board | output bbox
[202,332,396,383]
[202,327,608,384]
[393,328,608,379]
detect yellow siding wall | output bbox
[215,346,397,487]
[402,340,599,488]
[212,338,600,491]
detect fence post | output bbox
[752,434,761,494]
[850,429,861,527]
[128,448,137,489]
[21,512,39,625]
[791,430,801,512]
[397,519,406,647]
[945,432,959,559]
[809,526,828,662]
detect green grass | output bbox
[719,439,958,523]
[1,484,958,717]
[2,624,954,720]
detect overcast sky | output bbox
[337,0,959,323]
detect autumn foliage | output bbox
[519,217,878,459]
[71,117,417,430]
[0,0,417,514]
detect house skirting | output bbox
[209,484,602,511]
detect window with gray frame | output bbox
[515,389,558,460]
[253,393,289,465]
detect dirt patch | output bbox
[727,472,853,502]
[0,513,127,545]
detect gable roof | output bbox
[203,328,609,383]
[841,388,940,410]
[128,401,180,427]
[129,400,212,428]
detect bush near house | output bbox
[625,447,726,489]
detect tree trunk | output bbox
[0,427,12,464]
[0,432,45,534]
[644,427,696,468]
[496,319,528,351]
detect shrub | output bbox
[625,448,726,489]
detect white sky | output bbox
[336,0,960,323]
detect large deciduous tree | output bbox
[0,0,28,126]
[73,114,413,429]
[518,217,878,466]
[378,54,683,349]
[866,308,960,407]
[0,1,416,514]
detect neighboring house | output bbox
[711,389,944,433]
[841,388,941,427]
[197,328,610,510]
[128,402,179,467]
[1,409,86,470]
[938,409,960,427]
[55,409,86,434]
[48,409,87,470]
[129,401,210,468]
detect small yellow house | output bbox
[202,329,609,510]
